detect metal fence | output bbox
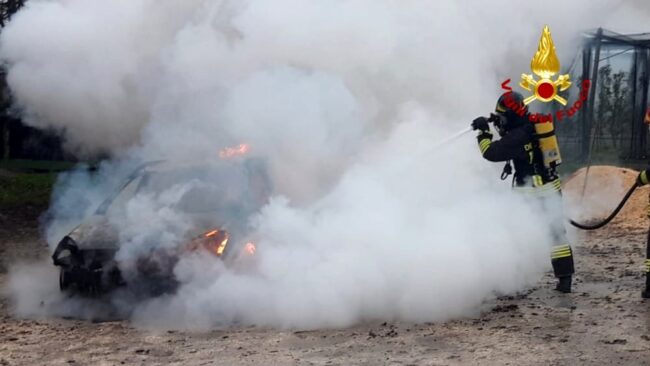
[555,29,650,170]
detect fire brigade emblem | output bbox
[519,25,571,106]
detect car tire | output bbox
[59,268,70,291]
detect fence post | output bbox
[584,28,603,166]
[640,49,650,159]
[581,44,592,161]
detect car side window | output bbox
[103,175,143,215]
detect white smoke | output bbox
[2,0,648,329]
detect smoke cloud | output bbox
[2,0,648,329]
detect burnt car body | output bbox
[51,158,270,295]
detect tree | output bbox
[608,70,631,149]
[595,64,612,150]
[0,0,25,160]
[0,0,25,27]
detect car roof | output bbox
[138,157,265,174]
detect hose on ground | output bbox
[569,181,640,230]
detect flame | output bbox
[195,229,229,256]
[244,242,256,255]
[216,238,228,256]
[530,25,560,79]
[219,143,251,159]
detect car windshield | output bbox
[137,167,249,213]
[96,160,269,217]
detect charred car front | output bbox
[51,158,269,296]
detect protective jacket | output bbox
[477,123,539,186]
[476,120,574,282]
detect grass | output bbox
[0,159,75,173]
[0,172,57,208]
[0,159,73,209]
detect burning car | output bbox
[51,155,270,296]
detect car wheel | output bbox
[59,268,71,291]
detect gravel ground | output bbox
[1,166,650,365]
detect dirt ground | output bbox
[1,166,650,365]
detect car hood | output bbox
[66,214,233,252]
[67,215,120,251]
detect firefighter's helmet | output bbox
[495,91,526,114]
[493,91,528,134]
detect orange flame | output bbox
[197,229,229,256]
[216,238,228,256]
[205,230,219,237]
[219,143,251,159]
[244,242,256,255]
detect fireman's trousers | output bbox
[643,192,650,299]
[514,178,575,278]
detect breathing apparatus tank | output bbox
[534,119,562,174]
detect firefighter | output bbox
[471,91,575,293]
[635,168,650,298]
[641,111,650,298]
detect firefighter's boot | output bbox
[551,244,574,293]
[642,259,649,298]
[555,276,572,293]
[641,224,650,299]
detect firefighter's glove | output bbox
[476,130,492,143]
[637,169,650,186]
[471,116,490,132]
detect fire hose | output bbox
[569,181,640,230]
